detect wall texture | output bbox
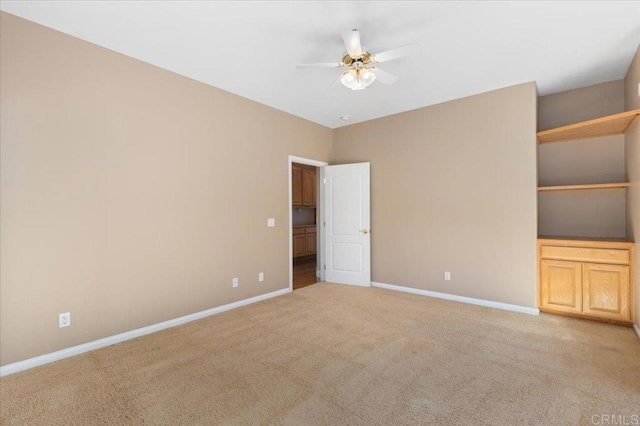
[332,82,538,308]
[624,44,640,329]
[0,13,333,366]
[537,81,626,238]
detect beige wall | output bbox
[624,45,640,329]
[538,80,625,131]
[538,81,626,238]
[332,83,538,308]
[0,13,333,366]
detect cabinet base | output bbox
[538,307,633,326]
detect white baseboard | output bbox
[0,288,291,377]
[634,323,640,340]
[371,281,539,316]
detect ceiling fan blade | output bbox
[328,73,344,90]
[372,67,398,85]
[342,29,363,58]
[372,43,418,64]
[296,62,343,68]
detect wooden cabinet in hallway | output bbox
[292,163,316,207]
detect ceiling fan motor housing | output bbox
[342,51,372,66]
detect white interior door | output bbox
[324,162,371,286]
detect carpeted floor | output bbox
[1,283,639,425]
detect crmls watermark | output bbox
[591,414,640,425]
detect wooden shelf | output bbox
[538,236,634,245]
[537,109,640,144]
[538,182,630,192]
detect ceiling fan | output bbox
[297,29,417,91]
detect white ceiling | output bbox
[2,1,640,129]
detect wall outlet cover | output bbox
[59,312,71,328]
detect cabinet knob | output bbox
[360,229,369,234]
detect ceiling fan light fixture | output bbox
[360,68,376,85]
[297,29,412,91]
[341,67,376,91]
[340,70,356,88]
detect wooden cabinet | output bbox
[538,238,634,324]
[305,227,316,255]
[292,163,316,207]
[582,263,629,321]
[302,168,316,206]
[292,163,317,259]
[292,166,303,206]
[540,259,582,314]
[293,226,316,258]
[293,227,306,258]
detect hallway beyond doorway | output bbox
[293,258,317,290]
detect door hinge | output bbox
[323,178,326,184]
[324,221,326,227]
[324,265,326,270]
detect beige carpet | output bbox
[2,283,639,425]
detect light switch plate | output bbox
[267,218,275,227]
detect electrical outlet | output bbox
[232,277,239,288]
[59,312,71,328]
[444,271,451,281]
[258,272,264,282]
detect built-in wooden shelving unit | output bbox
[538,182,630,192]
[536,105,638,325]
[536,109,640,144]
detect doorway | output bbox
[288,156,372,291]
[289,156,327,291]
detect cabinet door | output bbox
[292,166,303,206]
[582,263,630,321]
[302,168,316,206]
[540,259,582,313]
[293,234,306,258]
[306,232,316,255]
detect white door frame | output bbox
[288,155,328,291]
